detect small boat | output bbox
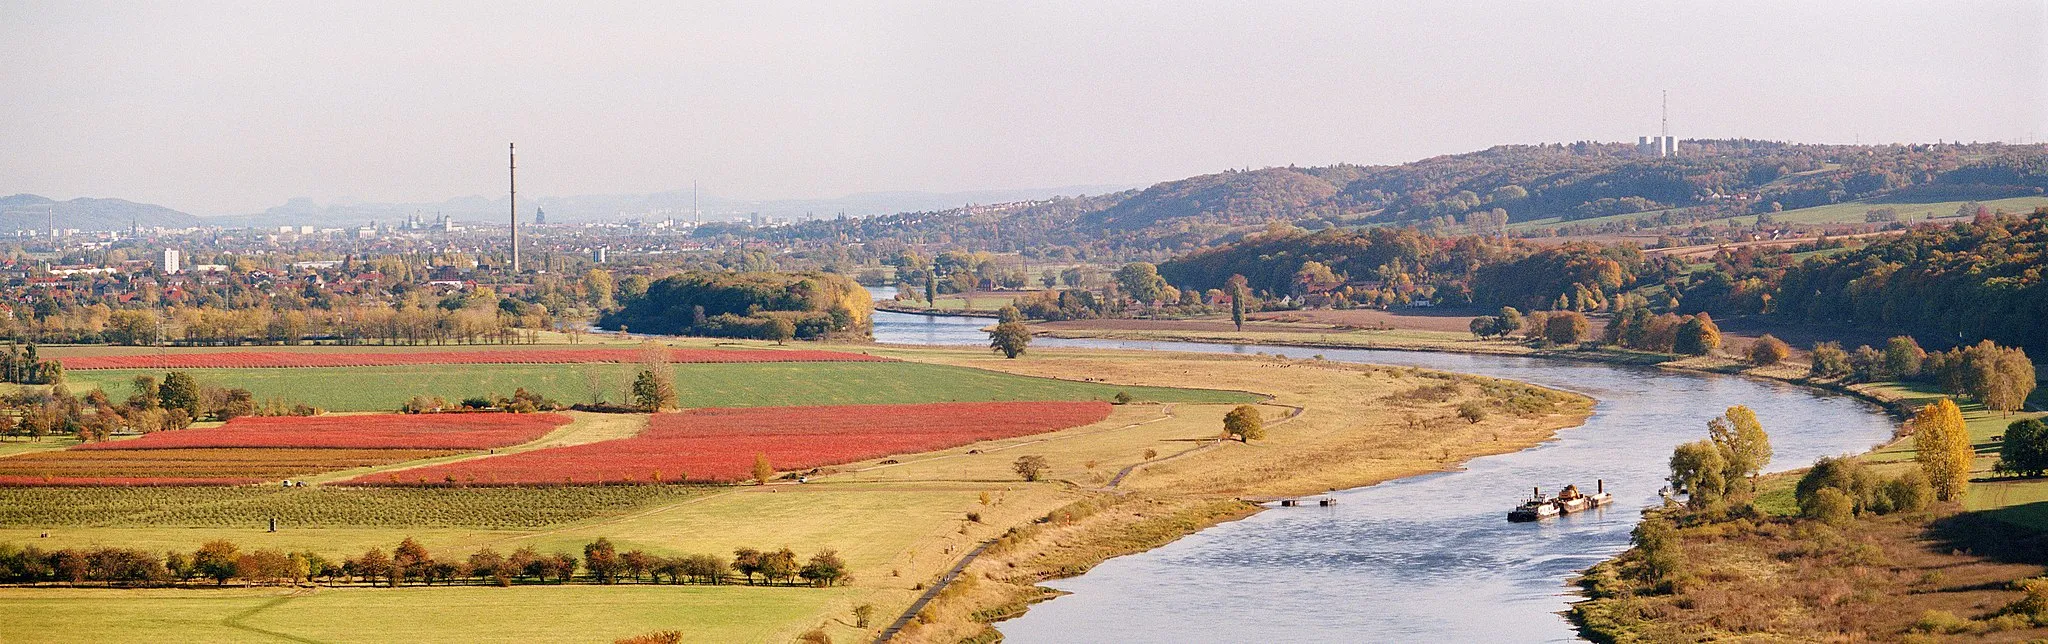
[1555,480,1615,514]
[1508,480,1613,522]
[1508,487,1561,522]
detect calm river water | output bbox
[868,303,1896,643]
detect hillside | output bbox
[0,194,201,231]
[756,141,2048,252]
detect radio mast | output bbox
[509,142,520,274]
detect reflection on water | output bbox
[868,309,1895,642]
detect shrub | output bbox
[1456,402,1487,424]
[1878,470,1933,514]
[1805,488,1855,527]
[1912,609,1974,634]
[1747,334,1789,366]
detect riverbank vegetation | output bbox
[1574,371,2044,641]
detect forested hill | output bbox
[1158,208,2048,357]
[744,141,2048,253]
[1681,209,2048,356]
[0,194,202,231]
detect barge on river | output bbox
[1507,480,1613,522]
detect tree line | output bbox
[0,536,847,589]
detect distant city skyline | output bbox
[2,1,2042,216]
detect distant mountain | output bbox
[0,194,203,232]
[205,184,1138,228]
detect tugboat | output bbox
[1507,480,1614,522]
[1554,479,1614,514]
[1508,487,1561,522]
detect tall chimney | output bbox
[509,143,520,273]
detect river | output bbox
[867,302,1898,643]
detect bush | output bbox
[1805,488,1855,527]
[1878,470,1933,514]
[1912,609,1975,634]
[1456,402,1487,423]
[1747,334,1789,366]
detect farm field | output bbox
[0,344,1590,643]
[0,585,851,644]
[79,413,571,451]
[56,346,887,370]
[0,448,459,485]
[353,401,1115,485]
[64,360,1256,412]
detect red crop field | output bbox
[346,400,1113,486]
[76,413,571,451]
[57,347,891,370]
[0,447,459,486]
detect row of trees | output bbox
[0,537,847,588]
[1811,338,2035,415]
[99,298,554,347]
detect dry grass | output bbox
[901,347,1593,498]
[1578,508,2048,642]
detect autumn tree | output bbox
[1912,398,1972,502]
[988,307,1030,359]
[1809,342,1851,379]
[583,538,621,584]
[1114,262,1169,304]
[1708,405,1771,491]
[769,318,796,345]
[1012,455,1049,482]
[1223,404,1265,442]
[752,453,774,485]
[759,548,799,584]
[193,540,239,585]
[161,371,201,419]
[799,549,846,587]
[1747,334,1789,366]
[1668,440,1727,509]
[128,375,161,410]
[630,369,678,412]
[1884,336,1925,379]
[1227,274,1249,331]
[1672,313,1721,356]
[1543,310,1588,345]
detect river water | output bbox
[867,304,1897,643]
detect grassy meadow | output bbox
[63,360,1257,412]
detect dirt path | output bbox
[1104,402,1304,490]
[299,412,647,485]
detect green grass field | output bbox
[0,585,851,644]
[64,361,1257,412]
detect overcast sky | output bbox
[2,1,2044,216]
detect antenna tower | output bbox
[509,143,520,274]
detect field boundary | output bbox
[874,538,996,644]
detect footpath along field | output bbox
[347,401,1114,485]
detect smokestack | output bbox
[509,143,520,273]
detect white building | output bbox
[162,248,182,274]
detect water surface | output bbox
[868,308,1896,643]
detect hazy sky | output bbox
[2,1,2043,216]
